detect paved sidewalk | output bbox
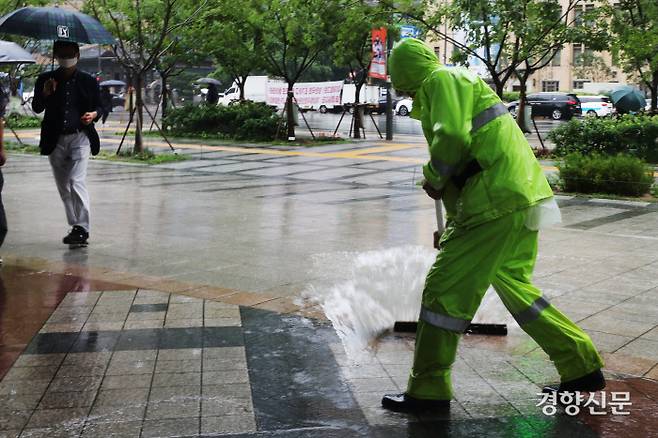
[0,134,656,436]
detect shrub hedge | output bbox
[548,114,658,163]
[162,102,283,141]
[4,112,41,129]
[557,153,654,196]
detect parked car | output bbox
[369,97,398,114]
[578,95,613,117]
[506,93,581,120]
[395,98,413,116]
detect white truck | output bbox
[218,76,270,106]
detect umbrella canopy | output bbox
[0,40,36,64]
[195,78,221,86]
[100,79,126,87]
[0,7,114,44]
[610,85,646,113]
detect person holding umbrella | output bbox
[32,40,103,247]
[0,81,9,262]
[1,6,114,247]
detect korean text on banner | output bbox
[266,81,344,108]
[369,28,387,80]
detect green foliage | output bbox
[608,0,658,111]
[502,91,520,102]
[388,0,608,97]
[3,141,40,154]
[5,112,41,129]
[99,148,188,164]
[162,101,283,141]
[557,153,654,196]
[3,112,41,129]
[548,115,658,162]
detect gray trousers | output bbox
[48,132,90,232]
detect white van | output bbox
[577,95,613,117]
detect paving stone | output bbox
[201,414,257,434]
[141,417,199,438]
[81,420,142,438]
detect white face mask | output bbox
[57,57,78,68]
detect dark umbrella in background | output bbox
[195,78,222,86]
[99,79,126,87]
[610,85,647,114]
[0,40,36,65]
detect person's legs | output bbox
[405,211,527,401]
[49,135,76,227]
[0,169,8,248]
[491,227,604,383]
[68,132,91,233]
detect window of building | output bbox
[542,81,560,92]
[573,44,583,66]
[434,46,440,59]
[573,80,591,90]
[551,49,562,67]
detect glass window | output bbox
[542,81,560,92]
[573,45,583,66]
[551,49,562,67]
[573,80,590,90]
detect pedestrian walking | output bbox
[0,82,10,263]
[32,40,103,247]
[100,86,112,124]
[382,38,605,412]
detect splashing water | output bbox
[303,246,514,359]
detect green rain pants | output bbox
[407,209,604,400]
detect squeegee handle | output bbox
[435,199,445,234]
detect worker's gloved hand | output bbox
[422,180,442,200]
[433,230,442,250]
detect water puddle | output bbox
[302,246,513,359]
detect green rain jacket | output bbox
[389,39,553,229]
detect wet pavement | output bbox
[0,128,657,436]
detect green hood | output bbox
[388,38,441,93]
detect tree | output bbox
[251,0,344,140]
[572,53,615,83]
[199,0,264,102]
[608,0,658,112]
[86,0,205,153]
[383,0,606,130]
[333,1,391,138]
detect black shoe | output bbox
[542,369,606,394]
[381,393,450,413]
[63,226,89,246]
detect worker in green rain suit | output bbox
[382,38,605,412]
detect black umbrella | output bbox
[0,7,114,44]
[100,79,126,87]
[195,78,222,86]
[0,40,36,65]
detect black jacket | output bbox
[32,69,103,156]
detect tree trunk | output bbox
[651,70,658,113]
[134,74,144,154]
[161,74,168,119]
[492,76,505,99]
[516,73,530,133]
[239,76,247,101]
[286,83,295,141]
[353,80,364,139]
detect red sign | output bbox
[369,28,387,80]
